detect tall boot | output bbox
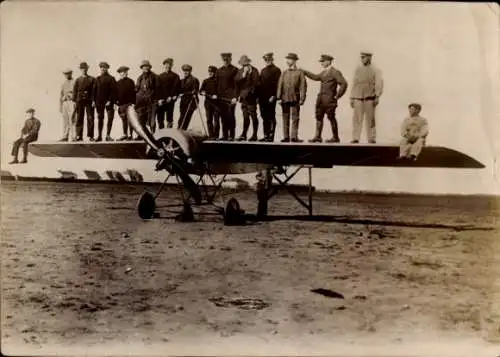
[325,118,340,143]
[309,120,323,142]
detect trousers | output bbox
[240,102,258,138]
[178,96,197,130]
[75,100,95,139]
[12,135,37,160]
[259,100,277,140]
[315,102,339,140]
[281,102,300,140]
[156,101,175,129]
[61,100,76,140]
[136,95,156,132]
[352,98,376,142]
[204,100,220,138]
[400,137,425,157]
[96,104,115,137]
[219,101,236,139]
[118,104,134,136]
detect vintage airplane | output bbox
[29,106,485,225]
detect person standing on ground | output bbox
[258,52,281,141]
[94,61,117,141]
[302,54,348,143]
[276,53,307,142]
[73,62,96,141]
[9,108,41,164]
[59,69,75,141]
[350,51,384,144]
[235,55,260,141]
[115,66,136,140]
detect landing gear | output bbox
[137,191,156,219]
[176,202,195,222]
[224,197,245,226]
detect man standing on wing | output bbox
[73,62,96,141]
[156,58,181,129]
[216,52,239,140]
[235,55,260,141]
[178,64,200,130]
[200,65,220,138]
[94,61,117,141]
[115,66,136,140]
[302,54,348,143]
[350,51,384,143]
[258,52,281,141]
[135,60,157,136]
[59,69,75,141]
[276,53,307,142]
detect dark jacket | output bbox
[276,67,307,104]
[235,65,260,104]
[216,64,238,100]
[259,64,281,100]
[136,71,157,99]
[180,75,200,107]
[303,66,348,106]
[73,75,96,103]
[156,71,181,100]
[115,77,136,106]
[21,117,41,139]
[94,72,116,105]
[201,76,218,102]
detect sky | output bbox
[0,1,499,194]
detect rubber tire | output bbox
[137,191,156,219]
[224,197,243,226]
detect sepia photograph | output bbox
[1,1,499,356]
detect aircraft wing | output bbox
[29,140,485,169]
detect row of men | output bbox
[9,102,428,164]
[59,51,384,143]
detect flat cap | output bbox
[208,65,218,73]
[319,54,334,62]
[285,53,299,61]
[238,55,251,65]
[79,62,89,69]
[263,52,274,60]
[63,68,73,74]
[117,66,130,73]
[99,61,110,69]
[26,108,35,113]
[181,64,192,71]
[220,52,232,58]
[408,102,422,110]
[163,58,173,65]
[140,60,152,68]
[360,51,373,56]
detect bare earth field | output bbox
[1,181,499,356]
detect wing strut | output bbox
[256,165,314,218]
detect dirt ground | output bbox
[1,181,499,356]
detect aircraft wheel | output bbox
[224,197,245,226]
[137,191,156,219]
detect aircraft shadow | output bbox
[245,214,493,231]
